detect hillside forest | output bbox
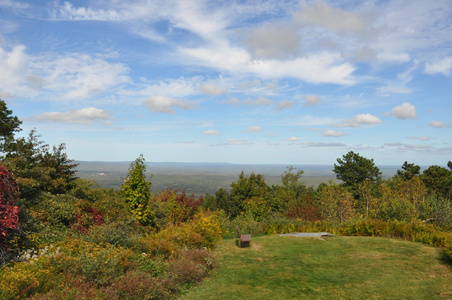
[0,99,452,299]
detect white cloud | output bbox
[51,1,134,21]
[377,63,418,96]
[303,94,321,106]
[238,79,261,91]
[338,113,383,127]
[34,53,130,100]
[203,130,221,136]
[0,90,14,98]
[182,45,356,85]
[302,141,347,147]
[295,0,368,33]
[322,130,347,137]
[384,102,417,119]
[285,136,300,142]
[244,22,300,60]
[222,97,273,106]
[131,77,202,99]
[429,121,452,128]
[246,126,262,133]
[0,0,30,10]
[306,127,323,132]
[200,84,227,95]
[29,107,113,125]
[145,96,196,114]
[408,136,430,141]
[424,57,452,76]
[275,100,294,110]
[0,45,28,94]
[0,43,131,100]
[226,138,249,145]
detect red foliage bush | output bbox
[0,164,20,246]
[286,200,322,221]
[71,205,105,234]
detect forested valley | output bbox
[1,99,452,299]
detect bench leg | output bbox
[239,240,250,248]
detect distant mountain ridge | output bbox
[74,161,404,196]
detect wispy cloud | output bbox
[322,130,347,137]
[29,107,113,125]
[222,97,273,107]
[0,0,30,10]
[200,84,227,95]
[302,94,321,106]
[145,96,196,114]
[407,136,431,141]
[302,141,347,147]
[424,57,452,76]
[275,100,294,110]
[429,121,452,128]
[226,138,250,145]
[203,130,221,136]
[284,136,301,142]
[246,126,262,133]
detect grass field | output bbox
[180,235,452,299]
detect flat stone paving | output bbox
[279,232,335,237]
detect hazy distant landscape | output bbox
[75,161,402,196]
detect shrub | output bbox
[167,249,214,285]
[190,211,223,249]
[49,239,135,287]
[82,221,139,248]
[150,188,203,227]
[0,252,61,299]
[0,165,20,252]
[71,201,105,234]
[106,271,175,300]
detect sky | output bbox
[0,0,451,166]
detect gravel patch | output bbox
[279,232,335,238]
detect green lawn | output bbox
[180,235,452,299]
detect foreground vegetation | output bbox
[181,235,452,299]
[0,99,451,298]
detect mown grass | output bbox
[180,235,452,299]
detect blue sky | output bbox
[0,0,451,166]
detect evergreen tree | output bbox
[0,99,22,153]
[333,151,382,187]
[396,161,421,180]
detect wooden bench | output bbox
[236,225,251,248]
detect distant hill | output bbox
[75,161,400,196]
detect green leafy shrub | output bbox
[150,188,203,228]
[82,221,139,248]
[121,155,153,225]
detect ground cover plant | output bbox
[180,235,452,300]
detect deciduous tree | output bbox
[121,155,153,224]
[230,171,269,219]
[318,181,355,223]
